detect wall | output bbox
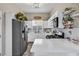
[50,3,79,16]
[2,11,6,56]
[5,12,15,56]
[73,17,79,28]
[71,17,79,40]
[0,4,23,13]
[0,11,2,55]
[0,4,23,56]
[71,28,79,39]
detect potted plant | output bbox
[15,12,27,21]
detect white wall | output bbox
[73,17,79,28]
[0,4,22,56]
[5,12,15,56]
[71,28,79,39]
[0,4,23,13]
[50,3,79,16]
[0,11,2,55]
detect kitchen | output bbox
[0,3,79,56]
[23,4,79,56]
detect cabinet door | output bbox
[27,21,32,28]
[48,21,53,28]
[58,12,64,28]
[43,21,48,28]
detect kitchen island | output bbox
[31,39,79,56]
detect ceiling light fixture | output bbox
[32,3,40,8]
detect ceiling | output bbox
[0,3,79,13]
[15,3,79,13]
[15,3,55,13]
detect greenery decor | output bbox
[15,12,27,21]
[64,7,75,22]
[65,8,72,11]
[65,15,74,21]
[63,7,76,29]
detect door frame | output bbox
[0,11,2,55]
[0,11,6,56]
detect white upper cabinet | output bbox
[48,11,64,28]
[43,21,48,28]
[48,11,58,28]
[25,21,32,28]
[58,11,64,28]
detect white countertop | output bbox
[31,39,79,56]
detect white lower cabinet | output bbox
[28,32,35,42]
[28,32,45,42]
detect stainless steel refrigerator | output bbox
[12,19,27,56]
